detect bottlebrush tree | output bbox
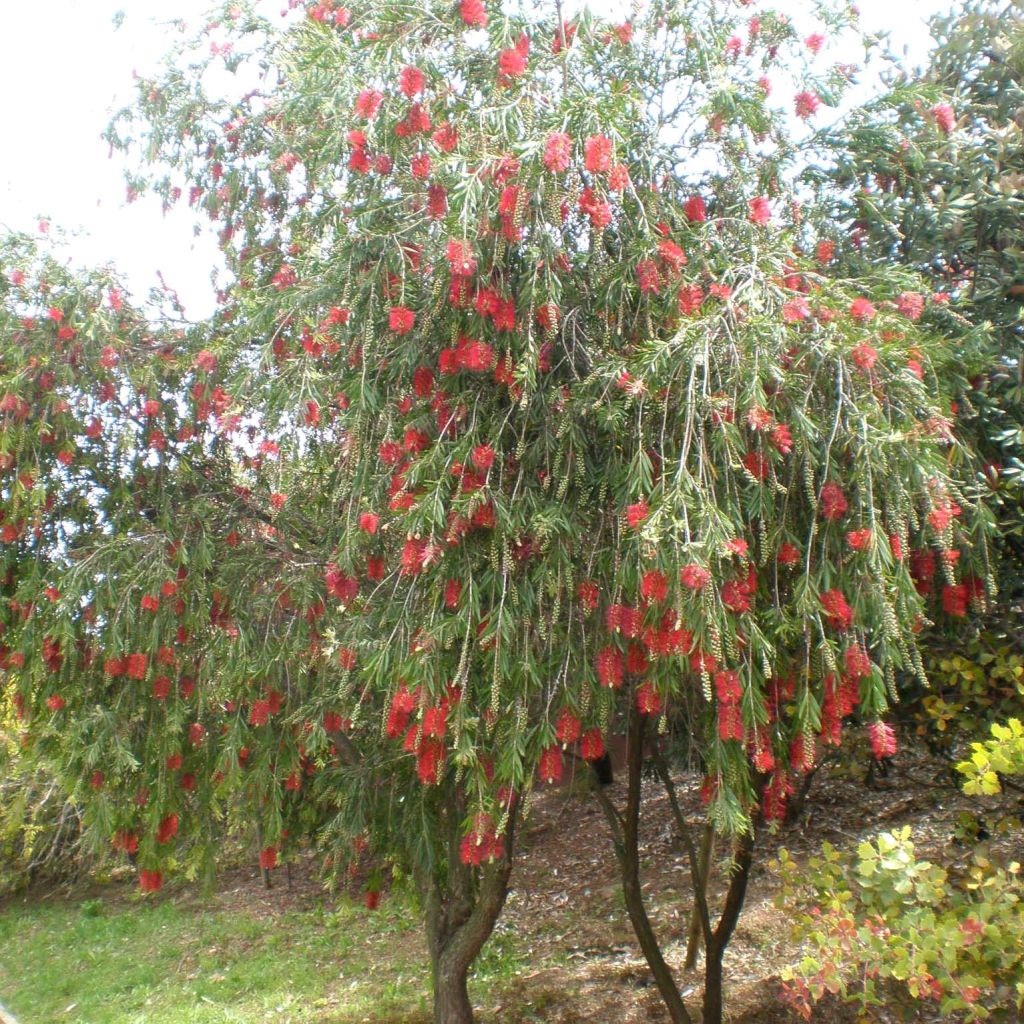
[2,1,993,1022]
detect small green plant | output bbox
[776,827,1024,1021]
[958,718,1024,796]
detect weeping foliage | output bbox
[1,0,990,904]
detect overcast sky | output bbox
[1,0,949,320]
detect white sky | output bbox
[0,0,948,321]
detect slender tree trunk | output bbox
[684,823,715,970]
[424,786,520,1024]
[701,827,756,1024]
[256,823,271,890]
[595,706,692,1024]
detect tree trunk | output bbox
[684,823,715,970]
[432,955,475,1024]
[701,826,756,1024]
[423,786,520,1024]
[596,706,692,1024]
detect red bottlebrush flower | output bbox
[104,656,126,676]
[536,303,560,333]
[942,583,968,617]
[580,728,605,761]
[551,19,577,52]
[127,653,149,680]
[635,681,663,716]
[851,343,878,371]
[389,306,415,335]
[498,46,528,77]
[459,0,487,27]
[354,89,383,120]
[782,296,811,323]
[270,492,287,511]
[777,542,800,566]
[794,90,820,119]
[444,578,463,609]
[790,733,818,774]
[844,644,872,680]
[595,646,624,688]
[906,358,924,380]
[805,32,825,54]
[928,500,960,531]
[626,642,649,675]
[657,240,687,274]
[89,770,105,790]
[538,744,563,784]
[578,187,612,228]
[821,588,854,630]
[325,566,359,604]
[412,366,434,397]
[714,669,742,704]
[399,65,424,97]
[337,647,357,670]
[640,569,668,602]
[47,694,65,711]
[555,707,582,745]
[166,752,183,772]
[543,132,572,173]
[931,103,955,134]
[748,196,771,226]
[636,259,661,294]
[867,720,897,759]
[139,869,163,893]
[815,239,835,264]
[889,533,904,561]
[427,183,448,218]
[718,704,744,742]
[625,500,649,529]
[157,814,179,844]
[152,675,171,699]
[188,723,205,746]
[608,163,630,190]
[471,444,495,471]
[194,349,218,376]
[411,152,431,179]
[367,555,386,581]
[677,282,704,315]
[359,512,380,534]
[577,580,599,610]
[365,889,381,910]
[743,451,770,482]
[680,563,711,591]
[446,239,477,277]
[685,195,707,222]
[423,705,447,739]
[584,134,612,173]
[770,423,793,454]
[260,846,278,870]
[432,121,459,152]
[896,291,925,321]
[849,297,876,322]
[846,528,872,551]
[820,481,849,521]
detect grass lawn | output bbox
[0,884,525,1024]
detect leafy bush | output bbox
[0,712,101,895]
[777,815,1024,1019]
[958,717,1024,795]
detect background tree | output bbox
[2,2,992,1022]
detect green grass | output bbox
[0,886,526,1024]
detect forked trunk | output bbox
[595,705,692,1024]
[424,787,520,1024]
[700,826,756,1024]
